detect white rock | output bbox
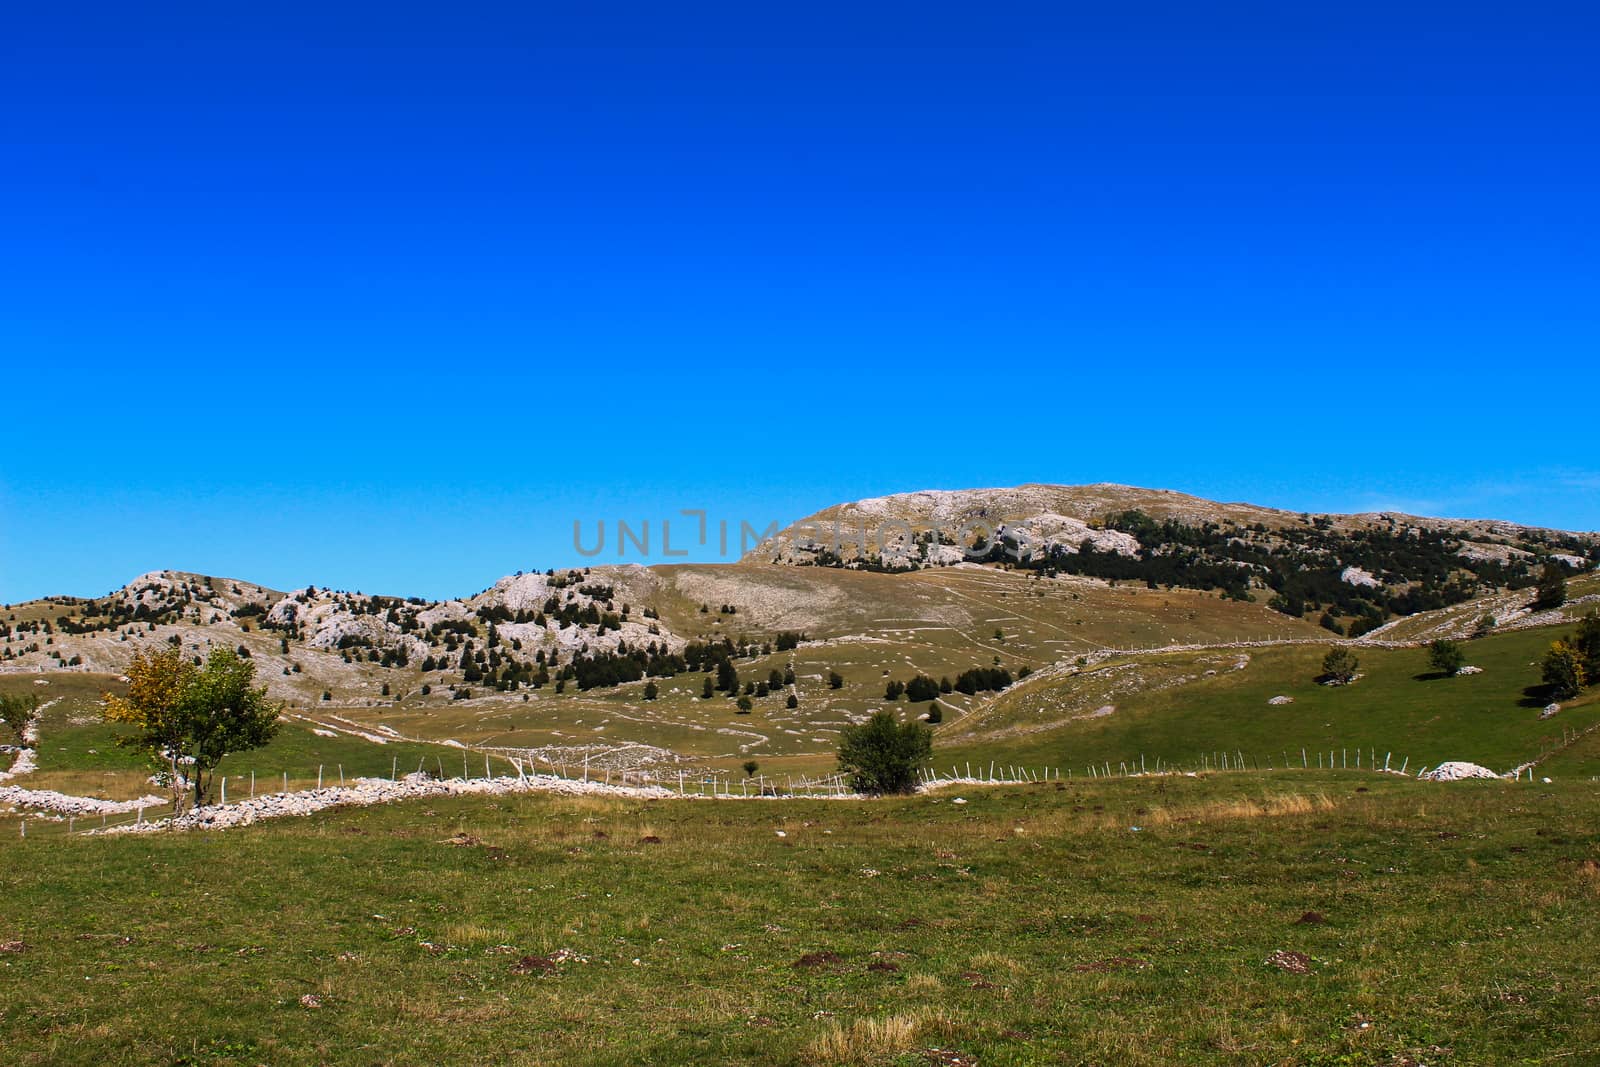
[1417,761,1501,782]
[1340,566,1382,589]
[1267,695,1294,706]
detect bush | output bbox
[643,680,659,700]
[925,702,943,724]
[735,696,753,714]
[1427,639,1466,677]
[785,693,798,709]
[828,671,844,690]
[1320,648,1358,686]
[836,710,932,795]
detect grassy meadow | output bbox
[2,772,1598,1065]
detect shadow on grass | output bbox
[1519,683,1557,709]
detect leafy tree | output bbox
[925,702,943,724]
[1541,641,1586,700]
[1575,611,1600,680]
[741,759,759,778]
[103,647,281,812]
[1320,647,1359,686]
[785,693,798,709]
[1472,613,1497,638]
[1427,639,1466,677]
[836,710,932,796]
[0,691,38,746]
[1533,562,1568,610]
[735,695,753,713]
[828,671,844,690]
[716,659,739,693]
[643,680,659,700]
[905,675,941,702]
[884,679,905,701]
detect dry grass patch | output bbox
[1136,791,1335,827]
[802,1008,964,1066]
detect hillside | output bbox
[3,484,1598,794]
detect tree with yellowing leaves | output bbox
[104,646,281,812]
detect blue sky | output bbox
[2,3,1597,602]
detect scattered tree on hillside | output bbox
[925,702,943,724]
[742,759,759,778]
[701,676,714,699]
[836,709,932,796]
[785,693,798,709]
[643,680,659,700]
[1575,611,1600,680]
[1541,641,1585,700]
[103,646,281,812]
[1319,647,1359,686]
[735,695,753,714]
[1473,613,1497,638]
[828,671,844,690]
[1533,562,1568,610]
[1538,611,1600,701]
[1428,639,1466,677]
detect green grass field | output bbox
[2,773,1598,1065]
[941,626,1600,778]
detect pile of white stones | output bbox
[1416,761,1502,782]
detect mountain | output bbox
[2,483,1596,774]
[751,482,1597,632]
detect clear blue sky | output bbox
[2,3,1597,603]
